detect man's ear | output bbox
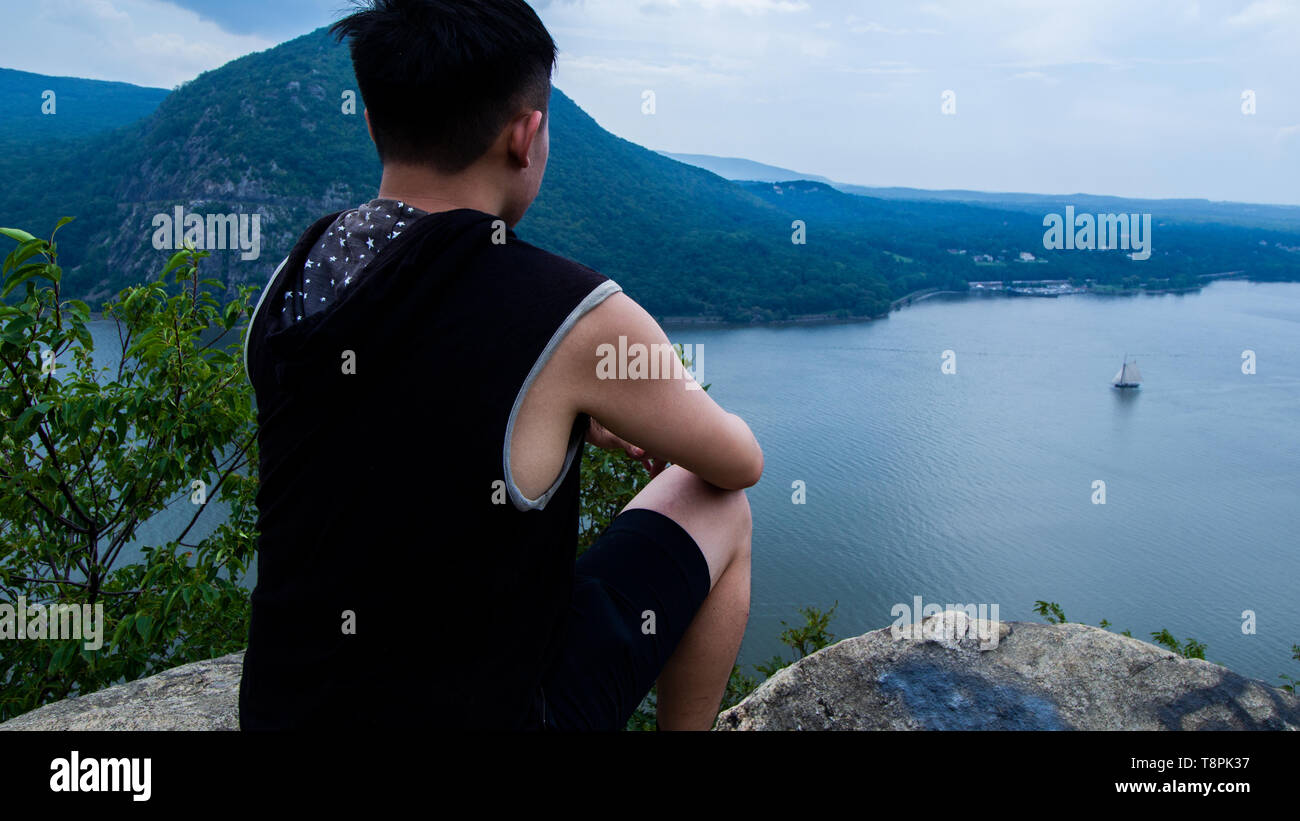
[364,108,376,145]
[507,110,545,169]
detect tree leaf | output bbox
[0,227,37,243]
[135,614,153,641]
[4,238,47,275]
[161,249,190,278]
[1,263,53,297]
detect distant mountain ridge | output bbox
[668,153,1300,233]
[660,153,832,184]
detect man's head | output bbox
[331,0,557,224]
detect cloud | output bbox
[1227,0,1293,26]
[844,16,942,35]
[639,0,809,14]
[7,0,274,87]
[836,64,924,75]
[560,54,743,87]
[1010,70,1060,85]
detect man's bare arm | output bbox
[557,292,763,490]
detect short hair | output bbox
[331,0,557,173]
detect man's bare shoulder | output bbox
[564,290,660,351]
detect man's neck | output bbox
[376,162,506,219]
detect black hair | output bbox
[331,0,557,173]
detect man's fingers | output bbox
[591,418,659,469]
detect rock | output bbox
[0,652,244,731]
[717,612,1300,730]
[6,615,1298,731]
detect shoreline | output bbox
[83,275,1265,332]
[657,283,1216,330]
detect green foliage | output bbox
[1033,600,1068,625]
[1151,629,1207,660]
[0,220,260,721]
[577,443,647,556]
[1034,599,1223,664]
[1279,645,1300,694]
[754,602,840,679]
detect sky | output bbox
[2,0,1297,204]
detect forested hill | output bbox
[0,28,906,319]
[0,68,169,148]
[742,181,1300,291]
[0,27,1297,320]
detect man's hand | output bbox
[586,418,668,479]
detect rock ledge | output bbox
[717,613,1300,730]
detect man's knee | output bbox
[724,487,752,560]
[623,465,753,579]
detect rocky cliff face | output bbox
[3,613,1297,731]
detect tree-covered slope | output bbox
[0,68,168,147]
[742,181,1300,290]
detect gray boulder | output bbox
[6,614,1298,730]
[717,611,1300,730]
[0,652,243,731]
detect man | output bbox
[239,0,762,731]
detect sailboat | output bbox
[1112,356,1142,389]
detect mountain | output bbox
[666,149,1300,234]
[0,28,1296,319]
[832,184,1300,233]
[0,68,168,147]
[661,153,831,184]
[742,180,1300,287]
[0,29,911,319]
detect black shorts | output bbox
[538,508,712,731]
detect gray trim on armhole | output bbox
[503,279,624,512]
[244,255,289,385]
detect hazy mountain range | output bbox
[0,28,1296,321]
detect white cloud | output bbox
[844,16,942,36]
[560,54,743,86]
[6,0,274,88]
[640,0,809,14]
[1227,0,1293,26]
[1010,70,1059,85]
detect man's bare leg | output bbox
[621,465,752,730]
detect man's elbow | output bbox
[740,446,764,488]
[729,416,763,488]
[724,441,764,490]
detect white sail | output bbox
[1114,360,1142,385]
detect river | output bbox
[81,279,1300,684]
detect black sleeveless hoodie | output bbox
[239,207,621,730]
